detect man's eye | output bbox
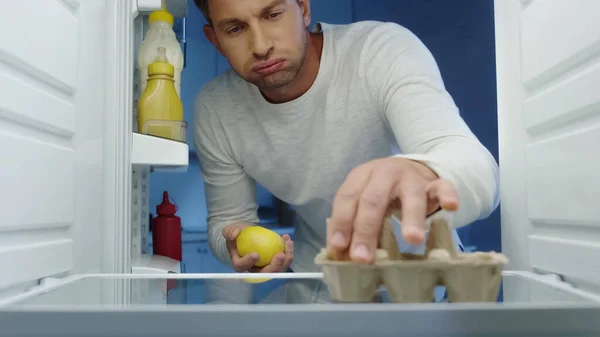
[228,26,241,34]
[268,12,282,19]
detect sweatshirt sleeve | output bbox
[193,95,260,268]
[361,22,500,229]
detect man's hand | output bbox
[222,223,294,273]
[327,157,459,263]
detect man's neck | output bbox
[260,32,324,104]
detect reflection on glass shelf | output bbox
[6,271,599,308]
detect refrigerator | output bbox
[1,0,600,336]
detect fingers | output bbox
[350,171,395,263]
[253,252,286,273]
[251,235,294,273]
[396,179,428,245]
[222,224,242,241]
[277,234,294,271]
[223,223,259,272]
[326,158,461,265]
[325,219,351,261]
[223,223,294,273]
[426,179,459,211]
[328,165,373,258]
[227,238,259,272]
[399,179,459,245]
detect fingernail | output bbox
[443,199,459,211]
[351,244,371,261]
[403,227,425,245]
[250,252,259,260]
[330,232,346,247]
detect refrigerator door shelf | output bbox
[131,254,181,274]
[132,132,189,171]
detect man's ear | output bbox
[203,24,224,55]
[300,0,311,28]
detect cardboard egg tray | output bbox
[315,216,508,303]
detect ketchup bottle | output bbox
[152,191,182,261]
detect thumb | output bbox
[222,224,241,241]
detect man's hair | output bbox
[193,0,211,24]
[193,0,302,26]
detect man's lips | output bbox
[252,59,285,75]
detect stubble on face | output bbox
[207,0,316,102]
[247,30,308,90]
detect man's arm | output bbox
[193,97,259,268]
[363,23,499,229]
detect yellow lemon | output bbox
[236,226,285,267]
[243,277,272,284]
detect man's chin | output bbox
[260,81,292,91]
[259,75,297,90]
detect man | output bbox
[193,0,499,278]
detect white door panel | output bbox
[523,62,600,134]
[0,0,78,93]
[520,0,600,89]
[495,0,600,286]
[0,0,106,290]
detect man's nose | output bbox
[249,26,273,59]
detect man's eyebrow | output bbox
[214,0,287,28]
[261,0,286,13]
[215,17,242,29]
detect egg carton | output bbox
[315,216,508,303]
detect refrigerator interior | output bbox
[130,0,600,315]
[141,0,503,303]
[2,1,600,335]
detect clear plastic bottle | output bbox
[138,9,183,97]
[137,47,184,140]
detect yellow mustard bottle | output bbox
[137,47,184,141]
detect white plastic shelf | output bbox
[132,132,189,170]
[131,254,181,274]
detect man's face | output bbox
[205,0,310,90]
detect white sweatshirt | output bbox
[193,21,499,274]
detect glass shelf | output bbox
[6,271,600,308]
[2,272,600,337]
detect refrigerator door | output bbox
[494,0,600,292]
[0,0,116,295]
[1,271,599,337]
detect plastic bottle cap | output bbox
[148,47,175,76]
[155,47,169,62]
[156,191,177,215]
[149,9,174,26]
